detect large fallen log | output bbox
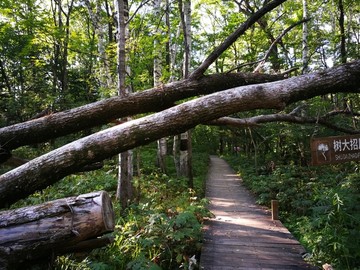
[0,191,115,269]
[0,60,359,208]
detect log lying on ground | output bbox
[0,191,115,269]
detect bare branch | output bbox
[126,0,152,24]
[253,18,311,73]
[207,111,360,134]
[189,0,288,79]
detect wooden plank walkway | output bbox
[200,156,317,270]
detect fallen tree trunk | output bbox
[0,191,114,269]
[0,72,285,152]
[0,61,359,208]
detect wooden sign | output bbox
[311,134,360,165]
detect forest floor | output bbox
[199,156,317,270]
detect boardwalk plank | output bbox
[200,156,316,270]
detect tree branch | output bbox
[208,113,359,134]
[253,18,310,72]
[189,0,287,79]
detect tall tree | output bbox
[84,0,114,91]
[114,0,133,209]
[338,0,346,64]
[178,0,193,187]
[302,0,309,73]
[51,0,75,110]
[153,0,168,173]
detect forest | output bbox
[0,0,359,269]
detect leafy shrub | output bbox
[225,154,360,269]
[51,149,211,269]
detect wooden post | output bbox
[0,191,115,269]
[271,200,279,220]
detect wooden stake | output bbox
[271,200,279,220]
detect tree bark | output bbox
[115,0,133,209]
[0,72,285,152]
[302,0,309,73]
[179,0,193,183]
[338,0,346,64]
[0,191,114,269]
[0,60,359,207]
[84,0,114,89]
[154,0,168,174]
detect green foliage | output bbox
[226,154,360,269]
[52,169,211,270]
[1,0,360,268]
[11,146,211,269]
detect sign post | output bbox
[311,134,360,166]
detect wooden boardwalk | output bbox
[200,156,317,270]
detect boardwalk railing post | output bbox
[271,200,279,220]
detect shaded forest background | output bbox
[0,0,360,269]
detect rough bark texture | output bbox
[0,72,285,152]
[0,60,359,208]
[0,191,114,268]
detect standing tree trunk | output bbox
[115,0,133,209]
[302,0,309,73]
[168,1,182,176]
[154,0,168,174]
[85,0,114,90]
[179,0,193,187]
[338,0,346,64]
[51,0,74,110]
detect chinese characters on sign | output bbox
[311,135,360,165]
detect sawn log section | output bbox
[200,156,317,270]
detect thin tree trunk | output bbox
[338,0,346,64]
[302,0,309,73]
[154,0,168,174]
[85,0,113,90]
[179,0,193,187]
[114,0,133,209]
[0,59,12,94]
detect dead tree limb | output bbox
[208,114,360,134]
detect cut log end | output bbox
[88,191,115,232]
[0,191,115,268]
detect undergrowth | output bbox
[9,147,212,270]
[225,154,360,270]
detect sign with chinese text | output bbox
[311,134,360,165]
